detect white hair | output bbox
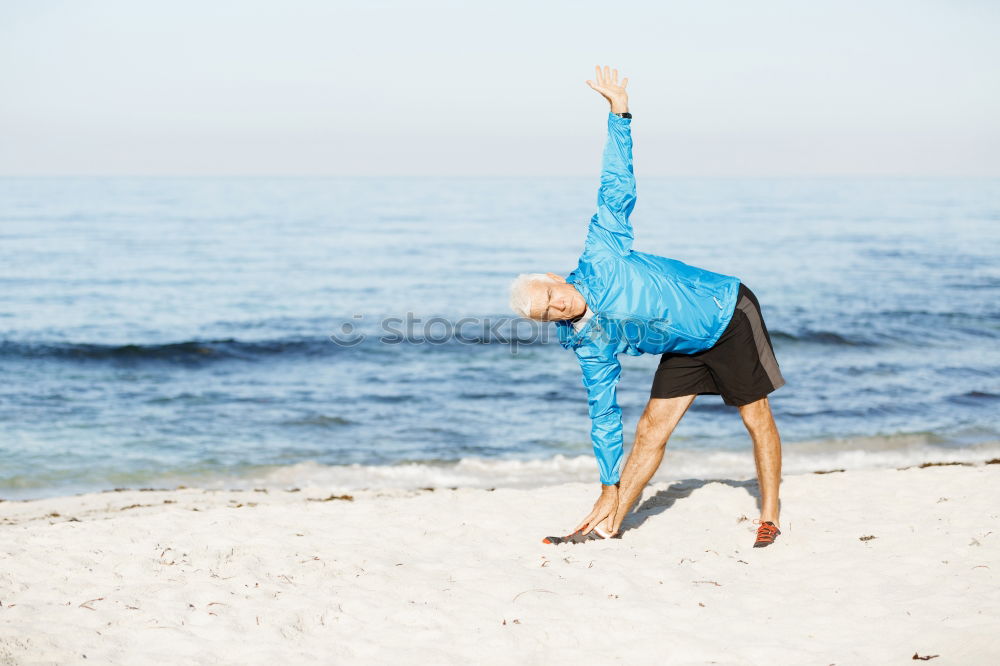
[509,273,558,319]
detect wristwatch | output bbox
[614,112,632,119]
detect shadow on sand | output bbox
[618,478,762,535]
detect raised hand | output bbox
[586,65,629,114]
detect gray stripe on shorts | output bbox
[735,296,786,390]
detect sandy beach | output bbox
[2,463,998,665]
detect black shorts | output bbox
[650,284,785,407]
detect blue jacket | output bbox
[556,113,741,485]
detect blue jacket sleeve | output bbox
[585,113,636,257]
[575,343,624,485]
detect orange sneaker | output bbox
[753,520,780,548]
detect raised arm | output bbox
[585,66,635,256]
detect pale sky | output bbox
[2,0,998,176]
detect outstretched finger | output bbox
[603,65,611,83]
[595,65,603,85]
[612,68,619,84]
[573,511,597,534]
[582,508,611,535]
[621,76,629,89]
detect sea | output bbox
[1,177,999,499]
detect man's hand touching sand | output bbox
[573,483,619,537]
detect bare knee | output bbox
[635,410,663,445]
[635,396,693,448]
[739,398,776,433]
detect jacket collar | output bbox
[557,274,598,349]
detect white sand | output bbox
[2,464,999,665]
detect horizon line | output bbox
[2,173,999,180]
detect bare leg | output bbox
[606,394,696,534]
[738,397,782,526]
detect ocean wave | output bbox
[0,332,549,364]
[948,391,1000,405]
[769,309,1000,347]
[0,338,328,363]
[5,307,996,363]
[139,435,1000,493]
[279,415,356,427]
[768,329,873,346]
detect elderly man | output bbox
[510,67,786,548]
